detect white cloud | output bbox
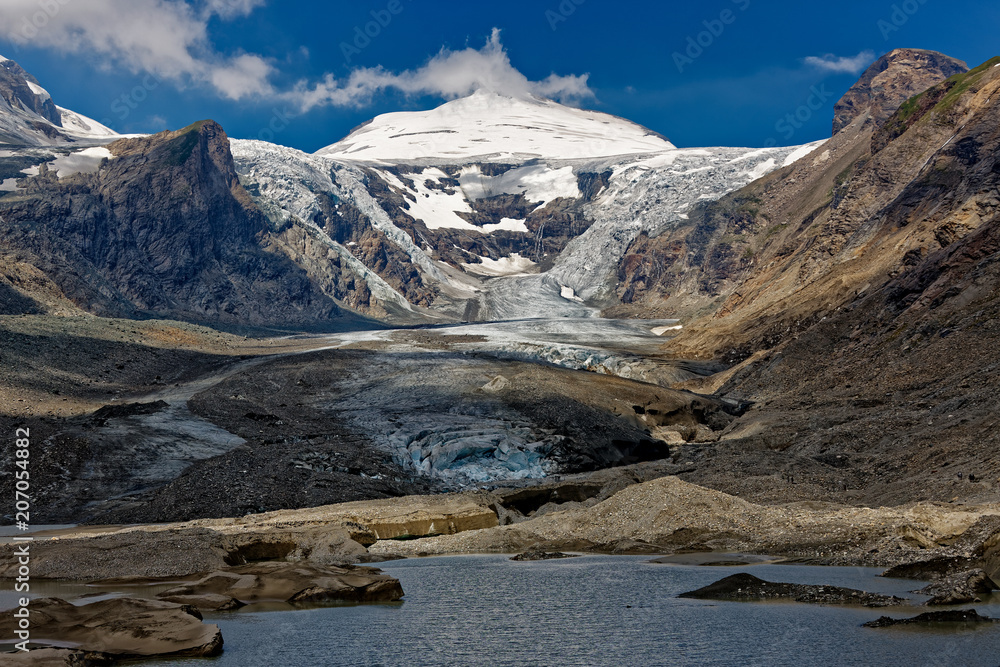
[286,29,593,111]
[0,0,272,100]
[804,51,876,75]
[203,0,267,19]
[0,3,590,108]
[210,52,274,99]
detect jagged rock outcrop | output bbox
[0,59,62,128]
[0,121,341,326]
[832,48,967,134]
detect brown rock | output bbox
[158,593,246,611]
[0,597,222,658]
[832,48,967,135]
[0,648,114,666]
[156,561,403,605]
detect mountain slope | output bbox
[613,48,972,328]
[612,53,1000,506]
[0,120,341,326]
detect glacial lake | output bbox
[136,554,1000,667]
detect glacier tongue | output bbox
[469,143,820,318]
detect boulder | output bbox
[0,597,222,658]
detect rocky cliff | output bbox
[832,48,967,134]
[0,121,341,327]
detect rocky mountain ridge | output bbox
[0,120,341,327]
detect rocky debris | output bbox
[881,556,979,581]
[678,573,904,607]
[832,48,968,134]
[916,569,997,606]
[0,490,501,580]
[88,400,169,424]
[510,550,579,561]
[156,561,403,605]
[0,525,367,580]
[367,475,1000,568]
[862,609,997,628]
[0,597,223,658]
[86,344,734,524]
[0,648,114,666]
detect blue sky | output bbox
[0,0,996,152]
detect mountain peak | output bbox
[316,91,674,163]
[0,56,118,146]
[832,48,968,135]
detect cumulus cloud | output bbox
[202,0,267,19]
[285,29,593,111]
[0,2,590,108]
[804,51,876,75]
[0,0,273,100]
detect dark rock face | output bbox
[0,121,340,326]
[0,59,64,132]
[832,48,967,135]
[678,573,904,607]
[362,165,599,277]
[863,609,997,628]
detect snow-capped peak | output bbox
[0,56,119,146]
[316,89,675,163]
